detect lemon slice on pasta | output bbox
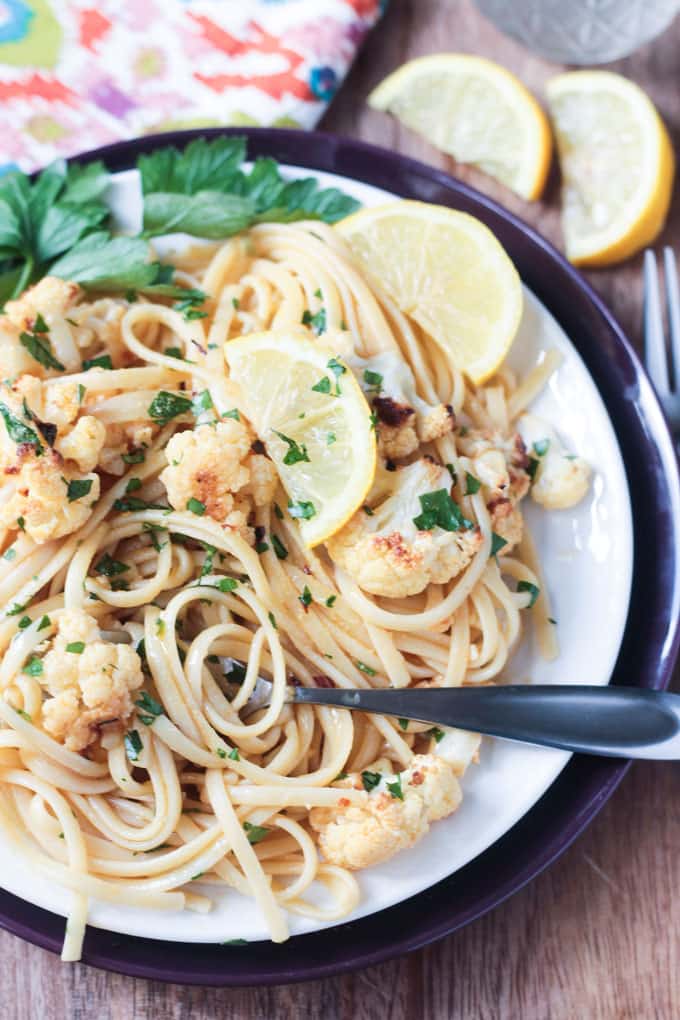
[224,332,376,547]
[336,201,523,385]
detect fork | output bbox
[643,247,680,433]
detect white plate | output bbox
[0,167,634,943]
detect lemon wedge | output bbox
[368,54,552,201]
[336,201,523,385]
[224,332,376,547]
[547,71,675,267]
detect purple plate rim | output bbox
[1,128,679,986]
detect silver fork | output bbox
[643,247,680,434]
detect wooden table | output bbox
[2,2,679,1016]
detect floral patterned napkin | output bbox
[0,0,386,173]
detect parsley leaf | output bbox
[0,401,43,454]
[361,770,381,792]
[82,353,113,371]
[288,500,316,520]
[356,660,376,676]
[24,655,43,677]
[533,439,550,457]
[517,580,540,607]
[65,641,85,654]
[135,691,164,726]
[272,430,310,466]
[187,497,206,516]
[271,535,288,560]
[148,391,193,425]
[413,489,473,532]
[311,375,331,395]
[387,775,404,800]
[363,369,383,392]
[299,585,313,608]
[326,357,346,395]
[464,472,481,495]
[65,478,93,502]
[19,330,64,371]
[94,552,129,577]
[301,307,327,335]
[490,532,508,558]
[124,729,143,762]
[243,821,270,845]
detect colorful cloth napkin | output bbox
[0,0,386,173]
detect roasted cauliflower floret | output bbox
[4,276,81,332]
[310,754,462,870]
[160,420,277,541]
[326,459,482,598]
[54,415,106,472]
[517,414,591,511]
[98,422,157,476]
[352,352,455,460]
[0,453,100,543]
[39,610,144,752]
[458,426,532,553]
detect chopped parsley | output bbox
[38,615,51,631]
[413,489,472,532]
[363,369,383,392]
[387,774,404,800]
[33,313,48,333]
[191,389,214,417]
[114,496,167,512]
[356,660,376,677]
[125,477,142,493]
[301,307,327,335]
[122,449,146,465]
[429,727,446,743]
[326,432,336,445]
[327,357,346,395]
[124,729,143,762]
[65,478,93,502]
[222,408,240,421]
[82,354,113,371]
[148,391,193,425]
[187,497,206,516]
[288,500,316,520]
[23,655,43,676]
[228,748,240,761]
[65,642,85,654]
[363,505,374,516]
[0,401,43,454]
[398,718,409,731]
[311,375,332,395]
[135,691,164,725]
[19,330,65,371]
[3,545,16,561]
[7,600,28,617]
[533,438,550,457]
[361,770,381,792]
[272,430,310,465]
[143,522,168,552]
[17,616,31,629]
[527,456,540,481]
[299,585,313,609]
[325,595,336,608]
[490,532,508,558]
[274,504,284,520]
[517,580,540,607]
[255,540,269,554]
[268,611,278,629]
[16,708,32,722]
[271,535,288,560]
[77,384,86,405]
[215,748,227,759]
[17,516,25,531]
[464,472,481,495]
[243,821,269,845]
[214,577,238,593]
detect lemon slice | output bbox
[224,332,376,547]
[336,201,523,385]
[547,71,675,267]
[368,54,552,201]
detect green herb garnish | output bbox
[19,330,64,371]
[243,821,269,845]
[148,391,193,425]
[66,478,93,502]
[361,770,381,792]
[272,430,310,466]
[413,489,473,532]
[186,497,206,516]
[517,580,540,607]
[124,729,143,762]
[464,472,481,495]
[288,500,316,520]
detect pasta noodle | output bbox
[0,217,588,960]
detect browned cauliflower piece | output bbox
[326,459,482,598]
[4,277,81,332]
[160,420,277,542]
[98,422,157,476]
[458,426,532,554]
[352,352,455,461]
[0,454,100,543]
[54,415,107,472]
[310,754,462,870]
[39,610,144,752]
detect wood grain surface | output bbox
[2,2,679,1017]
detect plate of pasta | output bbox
[0,129,677,984]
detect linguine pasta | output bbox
[0,217,588,960]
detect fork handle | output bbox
[292,685,680,760]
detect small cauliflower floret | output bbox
[160,420,276,541]
[310,754,462,870]
[352,352,455,460]
[42,380,81,428]
[40,610,144,752]
[327,459,482,598]
[458,427,532,553]
[0,323,39,379]
[4,277,81,332]
[98,422,157,475]
[54,415,106,472]
[0,453,100,543]
[517,414,591,510]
